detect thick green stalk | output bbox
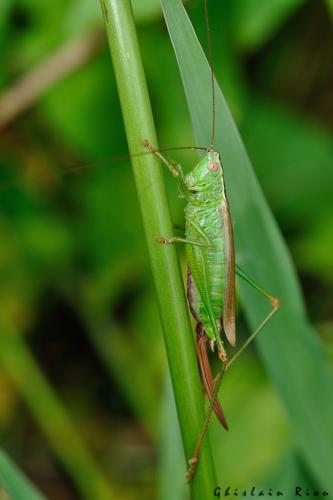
[100,0,217,496]
[0,328,114,500]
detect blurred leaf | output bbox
[162,0,333,491]
[0,202,74,328]
[63,0,102,37]
[132,0,162,23]
[326,0,333,18]
[240,96,333,292]
[0,448,45,500]
[240,96,333,225]
[293,212,333,282]
[82,294,164,435]
[73,164,145,270]
[211,357,289,486]
[232,0,305,51]
[0,0,13,84]
[17,215,73,275]
[0,0,13,31]
[11,0,69,66]
[267,453,316,493]
[41,50,124,160]
[0,327,114,500]
[0,374,17,427]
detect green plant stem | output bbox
[0,328,114,500]
[100,0,217,495]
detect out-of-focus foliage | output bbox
[0,0,332,498]
[0,448,46,499]
[232,0,305,50]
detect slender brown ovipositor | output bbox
[196,323,228,430]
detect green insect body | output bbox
[184,151,236,360]
[179,150,236,431]
[145,143,238,429]
[144,130,279,480]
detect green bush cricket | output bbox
[143,0,280,481]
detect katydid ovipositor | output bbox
[143,0,280,481]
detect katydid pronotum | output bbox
[143,0,280,481]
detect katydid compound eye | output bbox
[208,162,220,172]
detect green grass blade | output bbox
[326,0,333,19]
[0,327,114,500]
[162,0,333,490]
[0,449,46,500]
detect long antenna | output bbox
[203,0,216,150]
[0,145,209,191]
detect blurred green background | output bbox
[0,0,333,498]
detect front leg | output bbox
[143,139,191,199]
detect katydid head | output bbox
[186,151,223,196]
